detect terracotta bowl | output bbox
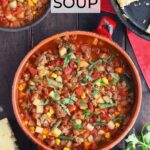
[12,31,142,150]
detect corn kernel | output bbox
[18,84,25,91]
[102,77,109,85]
[95,82,101,87]
[43,134,47,139]
[32,11,36,15]
[63,147,70,150]
[29,126,35,134]
[32,0,37,3]
[51,128,62,137]
[105,132,110,139]
[24,121,28,125]
[42,128,49,135]
[47,112,51,118]
[55,139,61,145]
[115,112,120,116]
[51,73,57,78]
[115,122,120,128]
[81,92,86,99]
[93,38,98,45]
[28,0,34,6]
[115,67,123,74]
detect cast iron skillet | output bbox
[0,2,50,32]
[111,0,150,41]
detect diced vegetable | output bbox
[35,126,43,134]
[78,60,89,68]
[107,121,115,130]
[47,78,63,88]
[99,101,116,109]
[88,135,94,142]
[33,98,44,106]
[58,135,74,141]
[87,123,94,131]
[51,128,62,137]
[93,121,107,126]
[59,47,67,58]
[36,105,44,113]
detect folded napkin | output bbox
[101,0,150,89]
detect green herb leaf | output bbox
[32,78,41,83]
[73,123,83,130]
[63,93,77,105]
[28,85,35,90]
[43,99,49,105]
[111,73,120,84]
[93,89,100,95]
[125,123,150,150]
[113,114,125,122]
[58,135,74,141]
[83,110,90,119]
[99,102,116,109]
[77,70,84,77]
[82,74,93,83]
[60,103,70,116]
[107,54,115,62]
[52,67,62,71]
[63,51,76,68]
[46,77,63,88]
[120,73,132,90]
[93,121,107,126]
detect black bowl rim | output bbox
[0,2,50,32]
[110,0,150,41]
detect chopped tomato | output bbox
[75,86,84,97]
[1,0,8,8]
[27,65,37,77]
[0,16,9,26]
[12,6,24,16]
[92,71,101,80]
[88,102,94,112]
[63,66,72,75]
[68,105,76,112]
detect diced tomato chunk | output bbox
[92,71,101,80]
[27,65,37,77]
[1,0,8,8]
[90,143,97,150]
[63,66,72,75]
[75,86,84,97]
[119,88,127,97]
[0,16,9,26]
[100,112,107,119]
[68,105,76,112]
[88,102,94,112]
[12,6,24,16]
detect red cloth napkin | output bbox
[101,0,150,89]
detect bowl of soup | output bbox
[0,0,50,31]
[12,31,142,150]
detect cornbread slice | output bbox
[0,118,19,150]
[117,0,139,8]
[146,24,150,34]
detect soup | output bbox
[0,0,48,28]
[17,34,134,150]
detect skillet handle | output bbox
[95,16,117,39]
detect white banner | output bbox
[51,0,101,13]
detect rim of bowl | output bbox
[12,31,142,150]
[0,3,50,32]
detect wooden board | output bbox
[0,12,149,150]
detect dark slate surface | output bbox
[0,12,149,150]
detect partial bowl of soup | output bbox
[0,0,50,31]
[12,31,142,150]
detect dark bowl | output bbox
[0,2,50,32]
[111,0,150,41]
